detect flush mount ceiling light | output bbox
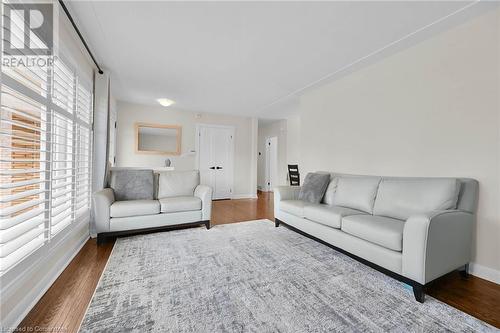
[157,98,175,107]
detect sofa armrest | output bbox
[93,188,115,234]
[194,185,213,221]
[402,210,473,284]
[274,186,301,217]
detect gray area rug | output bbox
[80,220,495,332]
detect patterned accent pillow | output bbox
[109,169,154,201]
[298,173,331,203]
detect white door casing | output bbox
[196,124,235,200]
[198,126,214,194]
[265,136,278,192]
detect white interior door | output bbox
[265,137,278,191]
[212,127,233,199]
[197,125,234,200]
[198,126,215,192]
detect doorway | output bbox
[265,136,278,192]
[196,124,235,200]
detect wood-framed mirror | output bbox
[135,122,182,155]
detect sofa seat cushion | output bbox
[341,215,405,251]
[304,204,366,229]
[280,200,307,217]
[159,196,201,213]
[110,200,160,218]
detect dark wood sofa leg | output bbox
[205,220,211,230]
[412,284,425,303]
[96,234,106,246]
[275,218,280,228]
[459,263,469,278]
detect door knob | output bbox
[209,167,215,169]
[216,166,223,170]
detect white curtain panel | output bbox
[90,71,110,236]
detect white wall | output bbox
[299,8,500,281]
[286,115,301,166]
[116,101,257,198]
[249,118,259,198]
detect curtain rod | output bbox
[58,0,104,74]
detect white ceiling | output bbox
[67,1,484,119]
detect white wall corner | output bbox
[250,118,259,196]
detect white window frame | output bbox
[0,51,93,276]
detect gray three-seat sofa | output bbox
[274,172,478,302]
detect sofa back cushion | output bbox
[158,170,200,198]
[109,169,154,201]
[332,176,381,213]
[322,176,338,206]
[153,172,159,199]
[373,178,460,220]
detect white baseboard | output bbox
[470,262,500,284]
[1,221,90,332]
[231,194,258,199]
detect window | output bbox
[0,58,93,274]
[0,87,48,272]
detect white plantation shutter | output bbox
[50,113,74,236]
[77,83,92,124]
[0,86,50,273]
[2,66,49,99]
[75,129,91,218]
[52,59,75,112]
[1,57,93,274]
[75,83,92,217]
[2,5,50,98]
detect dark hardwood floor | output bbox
[17,239,114,333]
[17,191,500,331]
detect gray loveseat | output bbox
[93,170,212,243]
[274,172,478,302]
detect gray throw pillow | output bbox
[109,169,154,201]
[298,173,331,204]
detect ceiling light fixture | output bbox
[157,98,175,107]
